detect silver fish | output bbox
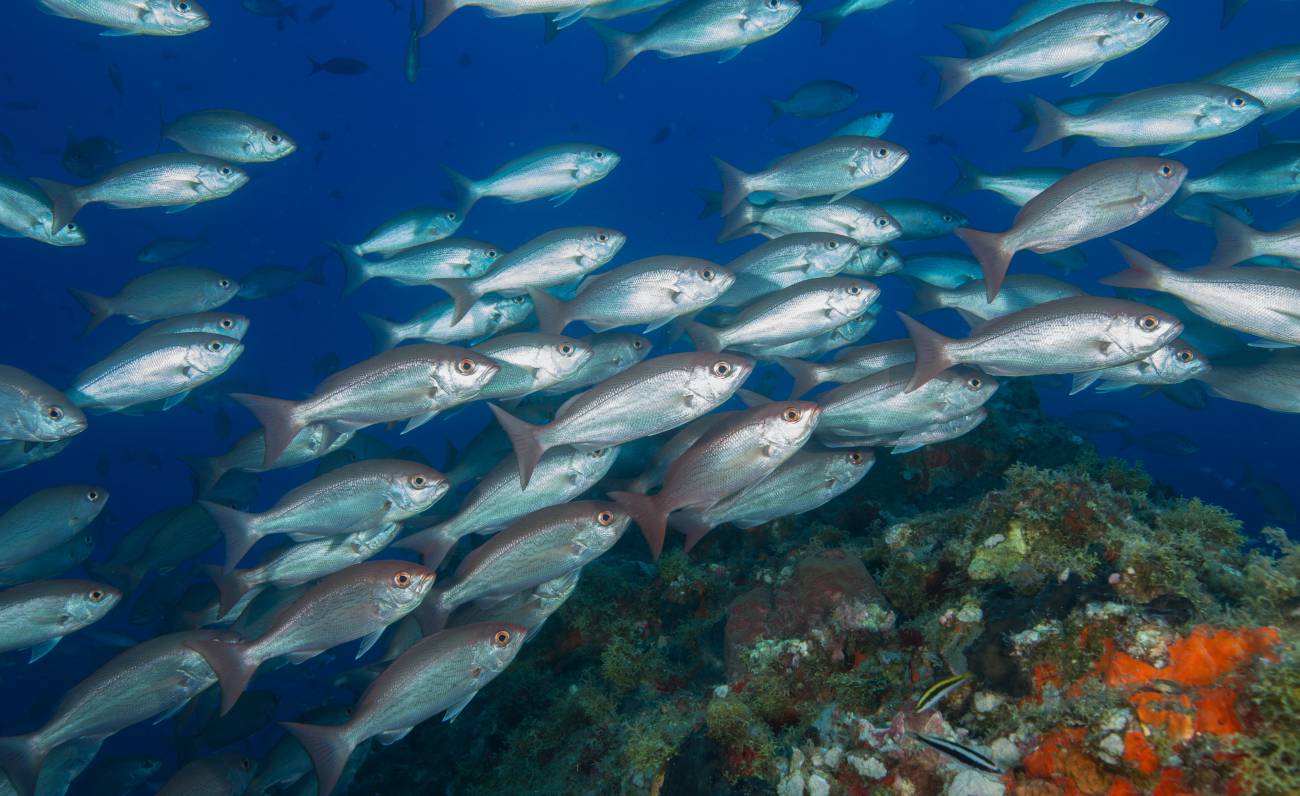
[721,196,901,245]
[0,367,86,443]
[815,364,998,443]
[949,156,1067,207]
[0,580,120,660]
[333,238,501,294]
[69,267,238,333]
[911,274,1084,324]
[541,332,653,395]
[742,311,875,360]
[0,441,70,475]
[0,529,96,587]
[1102,241,1300,346]
[33,154,248,230]
[347,207,462,259]
[946,0,1161,55]
[490,351,753,488]
[155,753,253,796]
[590,0,800,79]
[833,111,894,138]
[1071,340,1209,394]
[135,311,250,340]
[1175,142,1300,201]
[888,408,989,453]
[899,252,983,289]
[1209,209,1300,268]
[723,232,859,283]
[442,144,619,216]
[68,333,244,413]
[361,294,533,352]
[622,412,734,494]
[779,338,916,398]
[611,400,820,558]
[879,199,968,240]
[955,156,1186,299]
[843,245,902,277]
[713,137,908,214]
[421,0,614,35]
[185,560,436,714]
[417,501,628,631]
[230,344,500,465]
[0,177,86,247]
[531,256,733,334]
[684,277,879,352]
[281,622,526,796]
[927,3,1169,105]
[1196,349,1300,413]
[449,570,580,634]
[1203,46,1300,119]
[187,426,354,496]
[163,109,296,163]
[472,333,593,402]
[36,0,211,36]
[811,0,894,43]
[899,296,1183,391]
[434,226,625,323]
[199,459,448,569]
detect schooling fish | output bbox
[1197,349,1300,413]
[541,332,652,395]
[69,267,238,333]
[186,426,353,496]
[844,245,902,277]
[780,339,916,399]
[814,364,997,445]
[442,144,620,216]
[0,580,120,662]
[811,0,894,43]
[1203,46,1300,120]
[334,237,501,294]
[683,277,879,352]
[911,274,1083,324]
[949,156,1066,208]
[0,177,86,247]
[37,0,211,36]
[723,233,859,284]
[721,196,901,245]
[163,109,296,163]
[136,232,207,263]
[237,260,327,299]
[68,333,244,413]
[1175,142,1300,202]
[880,199,968,240]
[947,0,1160,56]
[155,753,253,796]
[899,253,982,289]
[359,294,532,352]
[0,486,108,571]
[471,333,593,403]
[766,80,859,120]
[1073,340,1209,394]
[0,366,86,443]
[347,207,462,259]
[833,111,894,138]
[421,0,614,36]
[713,137,908,215]
[1208,210,1300,268]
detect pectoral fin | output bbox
[165,203,196,214]
[28,637,60,663]
[1065,63,1102,86]
[717,47,746,63]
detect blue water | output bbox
[2,0,1299,790]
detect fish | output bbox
[1197,349,1300,413]
[926,3,1169,105]
[334,238,501,294]
[0,366,87,443]
[0,529,97,587]
[490,351,753,487]
[0,440,71,475]
[186,426,353,496]
[1024,83,1265,153]
[1208,209,1300,268]
[908,731,1002,774]
[899,296,1183,391]
[743,311,877,361]
[199,459,448,569]
[1121,430,1199,456]
[843,245,902,277]
[397,445,617,568]
[588,0,801,79]
[163,109,297,163]
[766,80,859,120]
[449,569,580,635]
[243,0,298,27]
[0,739,101,796]
[899,252,983,289]
[1175,142,1300,201]
[36,0,211,36]
[61,136,120,180]
[237,260,328,299]
[0,581,121,662]
[155,753,254,795]
[33,154,249,230]
[541,332,653,394]
[1073,340,1210,394]
[916,671,973,711]
[811,0,894,43]
[69,267,239,333]
[911,274,1084,324]
[949,155,1067,207]
[346,207,463,259]
[714,137,908,215]
[471,333,593,402]
[622,413,734,495]
[721,195,901,246]
[780,339,916,398]
[682,277,879,352]
[832,111,894,138]
[432,226,625,322]
[0,629,235,796]
[1102,242,1300,347]
[245,705,351,796]
[0,486,108,570]
[417,501,629,631]
[954,157,1187,299]
[947,0,1160,55]
[879,199,968,240]
[74,755,163,796]
[443,144,619,216]
[135,232,207,263]
[0,176,87,247]
[281,622,527,796]
[309,57,369,75]
[68,332,245,414]
[612,400,820,558]
[813,364,998,445]
[530,256,733,334]
[360,294,533,352]
[1203,46,1300,120]
[185,561,436,714]
[230,344,500,465]
[672,448,874,549]
[888,408,989,452]
[721,232,859,287]
[422,0,614,35]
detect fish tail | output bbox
[896,311,957,393]
[328,240,371,295]
[948,154,985,194]
[908,283,944,315]
[0,734,44,796]
[717,202,759,242]
[430,278,479,326]
[66,287,113,335]
[182,454,227,497]
[185,638,256,717]
[1208,209,1258,268]
[440,164,480,218]
[308,57,323,74]
[680,320,724,353]
[812,8,846,44]
[944,22,993,56]
[695,188,722,219]
[30,177,84,232]
[587,20,638,81]
[419,0,460,36]
[1023,95,1074,152]
[610,490,669,561]
[198,499,263,573]
[358,312,402,353]
[280,721,356,796]
[1100,241,1174,292]
[922,55,974,107]
[230,392,305,467]
[527,287,571,336]
[393,524,458,569]
[953,226,1014,300]
[711,156,752,217]
[204,562,252,618]
[776,357,824,399]
[487,403,548,489]
[1010,96,1035,132]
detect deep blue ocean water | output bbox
[2,0,1299,789]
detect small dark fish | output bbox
[908,731,1002,774]
[651,126,671,144]
[107,64,124,99]
[1065,409,1130,433]
[1122,431,1198,456]
[62,136,121,181]
[308,2,334,21]
[309,57,369,75]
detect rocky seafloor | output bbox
[350,381,1300,796]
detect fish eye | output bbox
[596,509,615,526]
[220,318,234,329]
[47,406,64,420]
[1231,96,1246,108]
[177,0,190,9]
[826,240,839,250]
[875,217,889,227]
[942,214,954,223]
[393,571,413,588]
[207,340,224,352]
[967,377,982,390]
[596,233,608,242]
[590,448,606,457]
[874,147,888,158]
[456,357,477,374]
[219,166,232,176]
[559,343,575,355]
[86,490,100,501]
[847,285,862,295]
[65,223,77,232]
[781,407,802,422]
[632,339,644,349]
[446,211,457,220]
[493,629,512,647]
[1176,349,1194,363]
[218,279,231,288]
[700,268,716,281]
[269,133,281,143]
[1139,314,1161,331]
[594,151,606,159]
[1159,164,1173,177]
[766,0,778,8]
[89,589,106,602]
[410,474,429,488]
[240,758,252,771]
[848,451,864,465]
[511,295,526,304]
[486,249,498,258]
[1133,9,1146,20]
[710,361,731,377]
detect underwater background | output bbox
[2,0,1300,794]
